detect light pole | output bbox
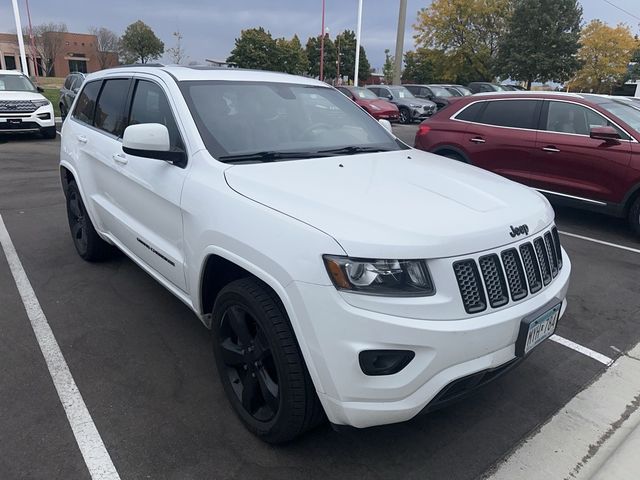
[320,0,326,81]
[25,0,38,79]
[11,0,29,75]
[354,0,363,86]
[393,0,407,85]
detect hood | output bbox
[398,97,436,108]
[0,90,47,102]
[224,150,554,259]
[362,99,398,111]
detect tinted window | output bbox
[456,101,485,122]
[404,85,419,95]
[71,76,82,91]
[336,87,351,97]
[94,79,129,136]
[64,76,73,89]
[545,101,628,139]
[72,80,101,124]
[128,80,183,150]
[479,100,540,129]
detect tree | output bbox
[382,49,395,84]
[568,20,638,93]
[120,20,164,64]
[227,27,278,70]
[497,0,582,89]
[334,30,370,84]
[305,34,336,80]
[413,0,511,81]
[166,31,187,64]
[27,22,67,76]
[274,35,308,75]
[88,27,120,69]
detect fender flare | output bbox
[430,145,472,163]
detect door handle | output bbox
[469,137,486,144]
[112,153,128,165]
[76,135,87,144]
[542,146,560,153]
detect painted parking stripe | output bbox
[0,215,121,480]
[550,334,614,366]
[559,230,640,255]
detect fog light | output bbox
[359,350,415,376]
[37,112,51,120]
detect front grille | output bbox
[0,100,37,114]
[453,226,563,313]
[453,260,486,314]
[0,121,40,130]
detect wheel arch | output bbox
[622,182,640,215]
[431,145,472,163]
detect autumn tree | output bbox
[382,49,394,84]
[413,0,511,81]
[88,27,120,69]
[120,20,164,64]
[27,22,68,76]
[568,20,638,93]
[305,34,336,80]
[497,0,582,89]
[335,30,370,83]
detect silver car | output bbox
[366,85,436,124]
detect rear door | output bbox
[532,100,632,203]
[462,98,542,183]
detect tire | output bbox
[211,277,324,443]
[399,107,412,124]
[65,181,112,261]
[60,104,67,121]
[628,196,640,236]
[42,126,57,139]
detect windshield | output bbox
[0,74,37,92]
[428,86,452,97]
[599,100,640,133]
[353,87,379,100]
[453,86,472,96]
[180,81,404,161]
[389,86,415,99]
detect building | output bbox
[0,31,118,77]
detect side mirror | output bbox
[36,85,44,93]
[386,94,393,100]
[379,119,393,133]
[590,126,620,142]
[122,123,186,167]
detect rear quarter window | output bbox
[71,80,101,125]
[455,101,485,122]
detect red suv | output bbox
[336,86,399,122]
[414,92,640,234]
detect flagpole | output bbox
[11,0,30,75]
[320,0,326,81]
[354,0,363,86]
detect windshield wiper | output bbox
[218,151,324,163]
[316,146,393,156]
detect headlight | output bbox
[32,99,51,108]
[323,255,435,296]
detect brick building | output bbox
[0,31,118,77]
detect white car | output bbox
[59,65,571,443]
[0,69,56,138]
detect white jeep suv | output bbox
[59,65,571,443]
[0,70,56,138]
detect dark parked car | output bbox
[59,72,85,119]
[414,92,640,234]
[366,85,436,124]
[403,84,455,110]
[467,82,508,94]
[336,86,399,121]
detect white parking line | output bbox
[550,334,614,366]
[559,230,640,255]
[0,215,121,480]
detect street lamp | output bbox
[354,0,363,86]
[319,0,326,81]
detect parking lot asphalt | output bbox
[1,126,639,480]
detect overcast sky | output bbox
[1,0,638,71]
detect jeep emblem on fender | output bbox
[509,224,529,237]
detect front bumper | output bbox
[0,105,55,133]
[412,106,435,119]
[287,247,571,428]
[371,110,400,121]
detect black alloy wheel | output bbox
[67,185,89,256]
[218,305,280,421]
[399,107,411,124]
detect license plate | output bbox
[516,302,561,356]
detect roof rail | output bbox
[116,63,165,68]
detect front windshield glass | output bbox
[429,86,452,97]
[389,86,415,99]
[180,81,404,160]
[353,87,379,100]
[599,100,640,132]
[0,74,37,92]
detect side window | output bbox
[128,80,183,150]
[545,101,628,139]
[94,79,130,137]
[479,100,540,129]
[71,80,101,125]
[405,86,418,95]
[455,101,485,122]
[480,84,493,92]
[368,87,379,96]
[336,87,351,98]
[420,87,432,97]
[63,76,72,90]
[381,88,391,98]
